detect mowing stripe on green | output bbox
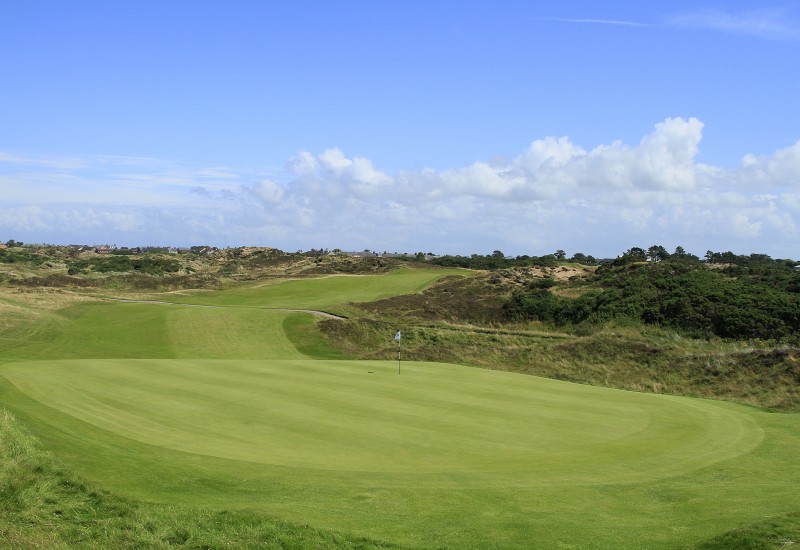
[3,358,763,485]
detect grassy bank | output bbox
[0,408,400,549]
[319,316,800,412]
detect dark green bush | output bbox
[505,259,800,341]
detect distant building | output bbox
[0,242,7,249]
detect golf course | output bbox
[2,263,800,548]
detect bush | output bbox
[505,260,800,341]
[66,255,180,276]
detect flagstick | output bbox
[394,330,402,375]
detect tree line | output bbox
[427,250,599,270]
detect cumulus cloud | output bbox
[249,179,285,204]
[421,117,703,201]
[2,118,800,257]
[287,148,392,195]
[736,142,800,187]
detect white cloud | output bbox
[250,179,284,204]
[0,206,51,231]
[318,148,352,171]
[2,118,799,257]
[549,17,649,28]
[0,151,88,170]
[736,142,800,187]
[667,7,800,40]
[287,151,318,177]
[193,167,240,179]
[287,148,392,196]
[424,117,703,201]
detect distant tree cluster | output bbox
[611,245,700,265]
[504,250,800,341]
[428,250,597,270]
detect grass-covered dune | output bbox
[2,264,800,548]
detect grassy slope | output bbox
[160,267,468,312]
[0,408,402,549]
[2,264,800,548]
[0,267,463,549]
[322,272,800,412]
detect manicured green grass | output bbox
[1,269,799,548]
[3,358,799,548]
[0,407,402,549]
[162,267,468,310]
[0,302,321,361]
[3,358,763,480]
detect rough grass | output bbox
[322,317,800,411]
[698,512,800,549]
[323,271,800,412]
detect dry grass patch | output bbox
[0,287,101,311]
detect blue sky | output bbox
[2,1,799,258]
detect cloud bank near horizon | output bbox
[2,117,799,258]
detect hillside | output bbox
[1,244,800,548]
[0,245,401,290]
[319,257,800,411]
[3,244,799,410]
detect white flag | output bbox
[394,330,401,342]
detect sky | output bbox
[1,1,799,259]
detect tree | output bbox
[571,252,588,264]
[570,252,596,265]
[647,245,670,263]
[611,247,647,267]
[554,250,566,260]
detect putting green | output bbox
[3,358,763,486]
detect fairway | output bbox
[165,267,468,310]
[1,269,800,548]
